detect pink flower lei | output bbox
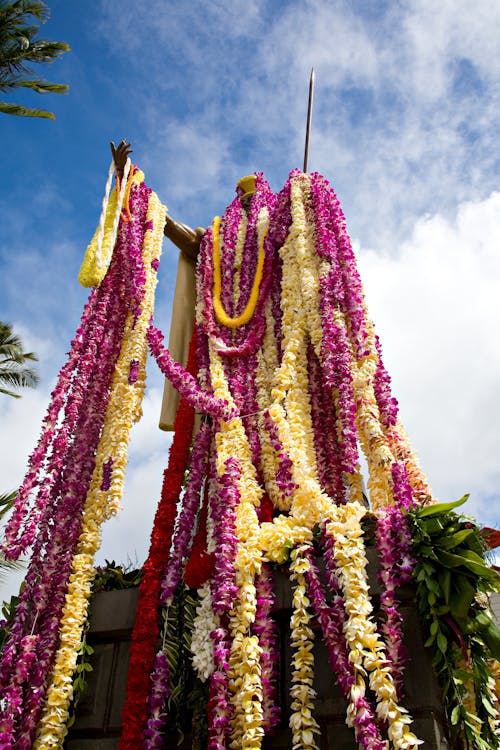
[197,173,276,359]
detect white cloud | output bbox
[358,190,500,520]
[0,388,50,491]
[403,0,500,99]
[93,0,500,253]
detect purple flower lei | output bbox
[208,623,233,750]
[160,419,212,605]
[147,322,237,422]
[310,172,369,359]
[375,467,416,698]
[253,566,280,731]
[373,334,399,429]
[143,650,171,750]
[210,454,240,615]
[262,408,296,502]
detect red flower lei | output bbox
[184,481,215,590]
[119,327,198,750]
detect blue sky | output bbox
[1,0,500,595]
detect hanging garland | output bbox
[2,162,499,750]
[0,165,165,750]
[137,170,438,750]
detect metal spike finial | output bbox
[303,68,315,173]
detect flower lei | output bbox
[133,170,433,749]
[0,167,165,749]
[32,180,165,749]
[212,213,267,328]
[4,164,497,750]
[119,328,199,750]
[78,158,133,287]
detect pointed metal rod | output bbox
[303,68,315,173]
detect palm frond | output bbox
[0,491,22,581]
[0,321,39,395]
[0,365,39,391]
[0,491,15,521]
[15,78,68,93]
[0,1,68,119]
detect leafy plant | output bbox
[66,619,93,729]
[93,559,143,591]
[161,583,209,747]
[409,495,500,749]
[0,1,69,119]
[0,322,39,398]
[0,583,22,652]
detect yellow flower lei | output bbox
[325,502,422,749]
[212,212,267,329]
[256,174,334,559]
[34,186,166,750]
[289,545,320,750]
[78,160,136,288]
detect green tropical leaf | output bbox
[416,495,469,518]
[437,632,448,654]
[0,99,54,117]
[438,529,475,550]
[0,1,69,119]
[436,549,498,581]
[448,576,475,620]
[439,569,451,604]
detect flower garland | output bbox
[289,546,321,750]
[78,158,133,287]
[4,164,496,750]
[212,213,267,328]
[201,170,435,746]
[119,329,199,750]
[324,502,422,749]
[32,179,166,750]
[0,210,134,748]
[0,166,166,749]
[136,170,432,749]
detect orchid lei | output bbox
[0,168,165,750]
[3,162,495,750]
[130,170,437,749]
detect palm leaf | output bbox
[0,0,69,119]
[0,321,39,395]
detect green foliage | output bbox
[0,583,22,652]
[92,559,143,591]
[0,491,23,583]
[0,1,69,119]
[0,322,39,398]
[409,496,500,749]
[66,619,93,729]
[0,490,15,521]
[161,583,209,746]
